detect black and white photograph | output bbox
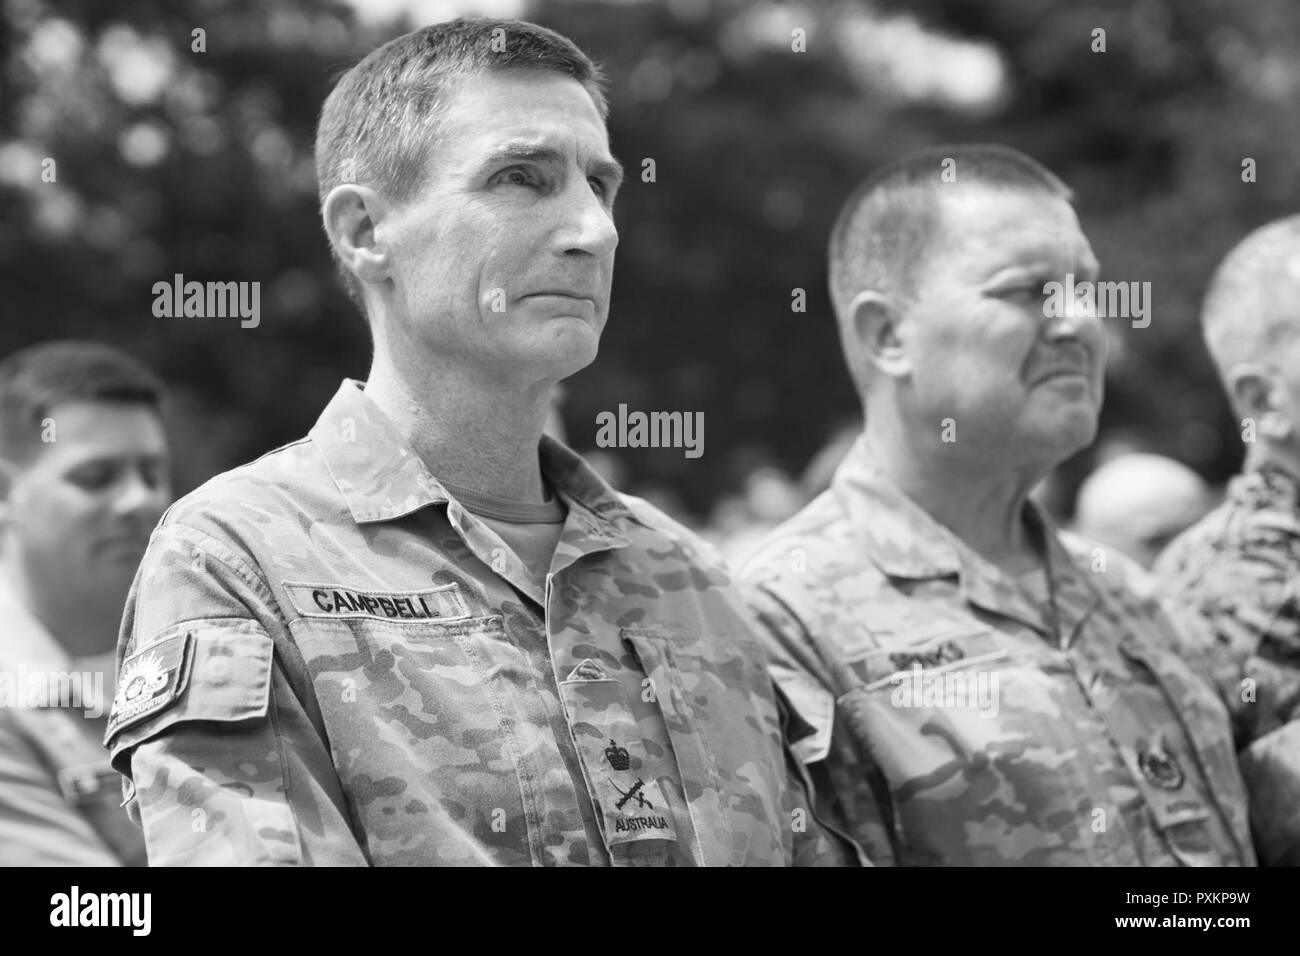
[0,0,1294,919]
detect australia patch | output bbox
[282,581,470,624]
[106,632,192,739]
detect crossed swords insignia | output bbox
[611,776,654,811]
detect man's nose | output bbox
[556,180,618,259]
[1046,287,1099,340]
[113,468,166,518]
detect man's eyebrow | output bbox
[67,451,167,466]
[976,261,1049,283]
[591,156,624,188]
[481,141,624,186]
[483,141,566,168]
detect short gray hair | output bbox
[1202,214,1300,391]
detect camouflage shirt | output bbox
[1154,462,1300,866]
[739,438,1256,866]
[106,379,846,866]
[0,583,145,865]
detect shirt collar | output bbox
[830,436,963,579]
[310,379,638,530]
[831,436,1098,639]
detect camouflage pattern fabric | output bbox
[106,379,853,866]
[1154,462,1300,866]
[0,588,145,866]
[739,436,1256,866]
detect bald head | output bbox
[1202,215,1300,386]
[1075,453,1214,567]
[828,144,1073,322]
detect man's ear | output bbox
[1229,363,1292,440]
[322,184,393,289]
[847,290,910,379]
[0,457,18,528]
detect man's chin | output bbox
[1041,409,1100,459]
[532,322,601,376]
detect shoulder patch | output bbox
[106,631,193,740]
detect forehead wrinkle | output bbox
[943,205,1090,281]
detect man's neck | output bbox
[863,424,1043,573]
[1252,439,1300,486]
[0,558,121,659]
[363,345,554,503]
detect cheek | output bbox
[1082,316,1108,368]
[926,319,1026,391]
[21,483,95,527]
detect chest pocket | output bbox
[13,707,147,866]
[57,759,148,866]
[1115,636,1255,865]
[291,613,570,866]
[833,622,1104,865]
[620,625,786,867]
[557,669,684,867]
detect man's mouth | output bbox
[523,291,597,303]
[1034,367,1091,385]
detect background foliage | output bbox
[3,0,1297,520]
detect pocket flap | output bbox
[105,621,274,765]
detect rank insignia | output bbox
[611,776,655,812]
[1138,741,1185,791]
[603,738,631,771]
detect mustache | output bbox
[1027,344,1093,379]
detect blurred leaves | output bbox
[1,0,1297,514]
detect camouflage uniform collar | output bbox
[1238,460,1300,511]
[832,436,1096,638]
[310,379,638,532]
[538,433,643,535]
[830,437,964,579]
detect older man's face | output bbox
[378,69,622,384]
[896,186,1105,472]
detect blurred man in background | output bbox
[741,144,1255,865]
[0,341,169,865]
[1155,214,1300,866]
[1074,451,1216,569]
[105,18,852,866]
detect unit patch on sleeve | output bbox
[106,631,193,739]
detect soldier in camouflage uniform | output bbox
[0,342,168,865]
[740,145,1255,865]
[1154,214,1300,866]
[106,19,854,867]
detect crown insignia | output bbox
[603,738,630,771]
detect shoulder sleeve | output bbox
[107,520,367,866]
[1153,525,1300,866]
[772,684,870,867]
[738,578,836,766]
[0,708,122,866]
